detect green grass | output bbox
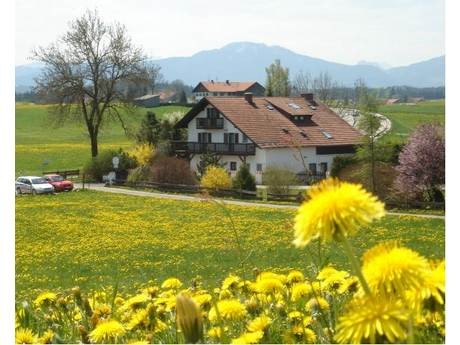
[15,103,191,176]
[379,99,445,142]
[16,190,445,300]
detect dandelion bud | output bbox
[78,325,89,344]
[71,287,81,299]
[176,294,203,344]
[145,333,153,342]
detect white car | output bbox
[15,176,55,195]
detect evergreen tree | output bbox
[232,164,256,191]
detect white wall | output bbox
[187,105,248,143]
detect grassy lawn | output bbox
[16,190,445,300]
[379,99,445,142]
[15,103,191,176]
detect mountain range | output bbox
[15,42,445,92]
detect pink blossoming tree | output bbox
[394,124,445,201]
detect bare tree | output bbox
[292,70,312,95]
[33,9,149,157]
[312,72,333,103]
[145,64,163,94]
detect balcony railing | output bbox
[196,118,224,129]
[172,141,256,155]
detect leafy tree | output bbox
[265,59,290,96]
[233,164,256,191]
[200,166,232,191]
[196,153,222,176]
[136,111,180,155]
[395,124,445,201]
[32,10,149,157]
[355,80,382,193]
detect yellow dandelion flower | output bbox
[153,319,168,334]
[247,315,272,332]
[305,297,329,312]
[120,294,149,311]
[34,291,57,307]
[293,178,385,247]
[38,330,54,344]
[208,299,247,322]
[231,331,264,344]
[335,295,409,344]
[89,320,125,344]
[287,270,304,284]
[337,276,359,295]
[254,278,284,294]
[126,308,149,331]
[207,327,223,339]
[192,293,212,308]
[291,283,311,302]
[303,328,317,343]
[15,328,36,344]
[257,272,287,284]
[161,278,183,290]
[362,241,430,296]
[288,311,303,321]
[222,274,241,290]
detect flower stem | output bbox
[338,233,372,296]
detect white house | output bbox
[173,93,361,184]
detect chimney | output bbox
[226,79,230,84]
[244,92,253,104]
[301,93,314,101]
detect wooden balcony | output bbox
[172,141,256,156]
[196,118,224,129]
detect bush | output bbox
[201,166,232,190]
[330,155,356,177]
[129,143,156,166]
[262,166,299,195]
[196,153,223,176]
[126,166,151,184]
[83,149,137,182]
[232,164,256,191]
[150,157,197,185]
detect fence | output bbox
[113,180,304,203]
[42,169,80,179]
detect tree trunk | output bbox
[90,134,98,157]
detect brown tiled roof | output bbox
[176,96,362,148]
[195,81,259,93]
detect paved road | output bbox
[75,183,445,219]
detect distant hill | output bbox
[15,42,444,91]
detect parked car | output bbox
[44,174,74,192]
[15,176,54,195]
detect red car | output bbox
[43,174,74,192]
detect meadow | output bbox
[16,190,445,301]
[15,103,191,176]
[379,99,445,142]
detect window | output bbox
[198,132,212,143]
[309,163,317,175]
[224,133,239,144]
[320,162,328,173]
[242,134,249,143]
[256,164,263,172]
[206,107,219,119]
[230,162,237,171]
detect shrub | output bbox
[129,143,156,166]
[126,166,150,184]
[262,166,299,195]
[196,153,223,176]
[150,157,197,185]
[83,149,137,182]
[201,166,232,190]
[331,155,356,177]
[232,164,256,191]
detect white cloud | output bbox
[15,0,444,66]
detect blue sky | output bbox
[15,0,444,67]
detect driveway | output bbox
[74,183,444,219]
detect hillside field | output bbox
[16,190,445,300]
[379,99,445,142]
[15,103,191,176]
